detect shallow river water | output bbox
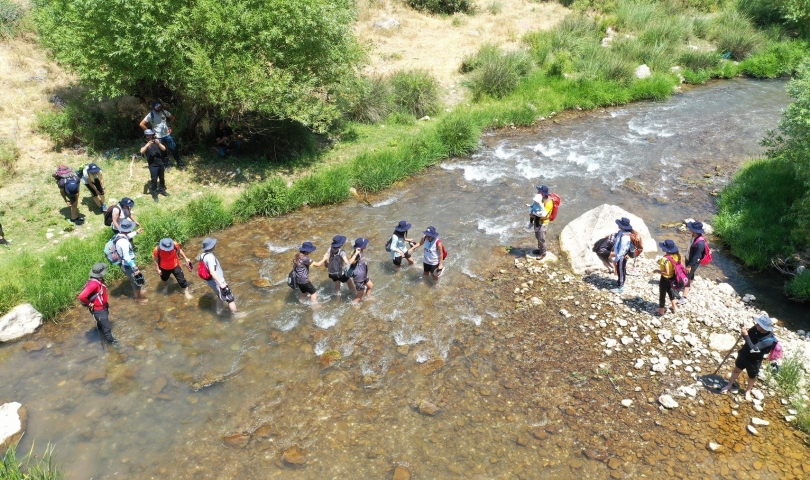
[3,78,808,479]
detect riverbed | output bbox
[2,78,808,478]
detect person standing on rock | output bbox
[610,217,634,293]
[153,238,193,299]
[115,219,148,304]
[349,237,374,304]
[720,316,777,401]
[317,235,355,298]
[78,263,117,344]
[408,226,445,284]
[652,239,681,316]
[532,185,554,260]
[293,241,326,303]
[199,238,238,314]
[390,220,416,268]
[679,221,707,305]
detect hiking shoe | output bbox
[677,297,689,305]
[159,190,170,196]
[101,204,107,212]
[610,287,623,294]
[152,192,159,203]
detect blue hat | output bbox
[202,238,217,251]
[687,221,704,234]
[353,237,369,250]
[300,241,316,253]
[536,185,549,195]
[118,219,135,233]
[120,197,135,208]
[152,101,162,110]
[159,238,174,251]
[615,217,633,231]
[87,163,101,173]
[423,226,439,238]
[331,235,347,248]
[395,221,412,233]
[659,239,679,253]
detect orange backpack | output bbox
[548,193,561,221]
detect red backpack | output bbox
[548,193,561,221]
[437,239,448,260]
[198,253,213,280]
[694,236,712,265]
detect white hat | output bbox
[754,315,773,331]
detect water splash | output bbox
[314,338,329,356]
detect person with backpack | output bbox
[348,238,374,304]
[389,220,416,268]
[652,239,683,316]
[198,237,238,315]
[610,217,635,294]
[292,241,326,303]
[77,262,117,344]
[52,165,82,225]
[153,238,193,299]
[140,129,168,202]
[114,220,148,304]
[720,316,778,401]
[214,119,242,158]
[679,221,710,305]
[81,163,107,213]
[139,101,186,169]
[316,235,356,298]
[408,226,446,284]
[592,232,617,273]
[109,197,142,235]
[532,185,555,260]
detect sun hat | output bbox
[615,217,633,231]
[152,101,162,110]
[658,239,679,253]
[144,129,155,136]
[687,221,705,234]
[120,197,135,208]
[754,315,773,331]
[331,235,347,248]
[423,226,439,238]
[202,238,218,251]
[300,241,317,253]
[395,221,412,233]
[159,238,175,251]
[87,163,101,173]
[536,185,550,195]
[353,237,369,250]
[89,262,108,279]
[118,219,135,233]
[533,194,544,204]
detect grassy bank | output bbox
[1,443,62,480]
[2,0,810,320]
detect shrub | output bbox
[466,46,533,99]
[692,15,713,38]
[390,69,440,117]
[406,0,473,14]
[577,44,634,81]
[231,177,299,221]
[551,15,600,53]
[0,443,63,480]
[711,10,762,60]
[523,31,553,65]
[388,111,416,125]
[0,137,19,178]
[785,270,810,301]
[486,1,502,14]
[681,68,713,83]
[435,115,479,157]
[740,40,810,78]
[35,110,75,148]
[0,0,23,37]
[616,0,658,31]
[679,49,721,70]
[770,352,805,395]
[291,165,352,207]
[338,76,393,124]
[640,17,693,46]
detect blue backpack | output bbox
[64,177,81,195]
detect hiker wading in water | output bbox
[720,316,777,401]
[199,238,239,315]
[77,263,116,344]
[293,241,326,303]
[318,235,355,298]
[408,226,445,284]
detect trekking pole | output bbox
[713,332,743,376]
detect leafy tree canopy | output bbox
[32,0,364,132]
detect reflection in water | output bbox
[3,79,808,478]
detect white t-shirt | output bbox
[201,252,225,284]
[143,109,172,138]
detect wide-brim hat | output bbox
[120,197,134,208]
[159,238,175,251]
[659,239,679,253]
[202,237,217,251]
[754,315,773,331]
[87,163,101,173]
[536,185,549,195]
[687,221,704,234]
[423,226,439,238]
[395,221,412,232]
[353,237,369,250]
[89,262,108,279]
[144,129,155,136]
[300,241,317,253]
[331,235,347,248]
[152,101,162,110]
[615,217,633,231]
[118,219,135,233]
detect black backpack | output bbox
[328,249,346,276]
[103,205,119,227]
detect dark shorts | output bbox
[687,264,699,281]
[393,252,411,266]
[328,273,351,283]
[355,277,370,291]
[85,179,104,196]
[423,263,439,274]
[735,354,763,379]
[298,282,317,295]
[159,266,189,288]
[66,192,79,204]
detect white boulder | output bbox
[0,402,27,451]
[751,417,769,426]
[635,64,651,79]
[559,204,656,274]
[373,16,400,30]
[709,333,737,352]
[0,303,42,342]
[716,283,737,296]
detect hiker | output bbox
[53,165,81,224]
[592,232,617,273]
[153,238,193,299]
[390,220,416,268]
[720,316,777,401]
[679,221,707,305]
[214,119,242,158]
[532,185,554,259]
[199,238,238,314]
[141,129,168,201]
[293,241,326,303]
[81,163,107,213]
[611,217,634,294]
[109,198,142,235]
[408,226,445,284]
[349,238,373,304]
[139,101,185,169]
[318,235,355,298]
[114,219,148,304]
[652,239,682,316]
[525,193,544,230]
[78,263,117,344]
[0,222,6,244]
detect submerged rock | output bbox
[0,402,27,451]
[253,278,273,288]
[393,465,411,480]
[0,304,43,342]
[318,350,342,368]
[223,433,250,448]
[282,446,307,466]
[418,399,440,416]
[659,394,678,409]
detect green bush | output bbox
[406,0,473,14]
[388,111,416,126]
[338,76,393,124]
[0,443,63,480]
[770,352,806,395]
[679,49,721,70]
[785,270,810,301]
[291,166,352,207]
[740,40,810,78]
[523,31,553,65]
[34,110,75,148]
[390,69,440,117]
[231,177,299,221]
[710,9,762,60]
[466,45,533,99]
[682,68,713,83]
[435,115,480,157]
[0,0,23,37]
[0,137,19,178]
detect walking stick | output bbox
[713,335,743,376]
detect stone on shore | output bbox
[0,304,43,342]
[716,283,737,296]
[0,402,27,451]
[659,394,679,409]
[635,64,651,79]
[747,425,759,436]
[709,333,736,352]
[751,417,770,426]
[559,204,656,274]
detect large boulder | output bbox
[0,304,42,342]
[0,402,27,451]
[559,205,656,274]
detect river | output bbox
[2,78,807,479]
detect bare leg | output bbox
[333,280,341,298]
[215,297,224,314]
[744,377,757,401]
[183,287,193,299]
[134,289,148,304]
[227,300,238,313]
[720,367,743,393]
[347,278,357,294]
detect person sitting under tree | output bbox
[213,119,242,158]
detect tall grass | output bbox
[230,177,300,221]
[740,40,810,78]
[390,70,441,118]
[338,76,393,124]
[710,9,762,60]
[465,45,533,99]
[0,0,24,38]
[616,1,658,31]
[770,353,805,396]
[0,137,19,179]
[0,443,62,480]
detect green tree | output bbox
[32,0,364,132]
